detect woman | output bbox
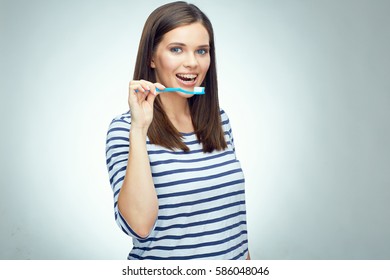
[106,1,250,260]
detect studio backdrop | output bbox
[1,0,389,259]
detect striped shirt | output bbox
[105,109,248,260]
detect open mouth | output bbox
[176,73,198,83]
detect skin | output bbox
[119,22,251,259]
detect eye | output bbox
[170,47,182,53]
[196,49,208,55]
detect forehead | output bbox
[161,22,210,45]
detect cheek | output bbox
[157,54,180,72]
[201,58,211,74]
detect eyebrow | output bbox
[168,42,210,48]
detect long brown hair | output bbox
[133,1,227,153]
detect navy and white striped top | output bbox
[105,109,248,260]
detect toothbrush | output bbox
[156,87,205,95]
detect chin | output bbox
[178,92,194,98]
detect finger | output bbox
[140,80,165,96]
[145,90,157,105]
[147,83,157,96]
[129,83,147,104]
[129,81,146,94]
[154,82,166,90]
[150,82,166,95]
[130,80,153,96]
[130,80,158,97]
[139,79,154,92]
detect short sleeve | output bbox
[220,109,236,155]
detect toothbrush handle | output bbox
[156,88,197,94]
[156,88,181,92]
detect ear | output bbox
[150,57,156,68]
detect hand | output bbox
[128,80,165,132]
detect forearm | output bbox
[118,127,158,238]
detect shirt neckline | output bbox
[180,132,195,136]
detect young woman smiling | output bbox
[106,1,250,260]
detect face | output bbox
[151,22,211,97]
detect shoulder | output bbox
[110,110,131,125]
[107,111,131,130]
[106,111,131,141]
[220,108,232,129]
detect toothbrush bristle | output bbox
[194,87,205,94]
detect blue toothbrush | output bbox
[156,87,205,95]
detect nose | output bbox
[183,53,198,68]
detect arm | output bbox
[117,80,165,238]
[117,127,158,238]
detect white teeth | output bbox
[177,74,197,79]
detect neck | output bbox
[159,93,194,133]
[160,93,190,119]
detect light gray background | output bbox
[1,0,389,259]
